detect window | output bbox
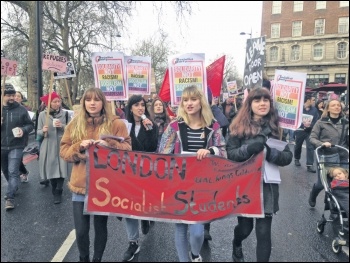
[315,19,325,35]
[313,44,323,59]
[292,21,302,37]
[270,47,279,62]
[340,1,349,7]
[307,74,329,88]
[316,1,326,9]
[337,42,348,59]
[271,23,281,38]
[338,17,349,34]
[291,45,300,61]
[335,74,346,84]
[272,1,282,14]
[294,1,303,12]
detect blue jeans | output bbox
[294,130,314,166]
[1,148,23,199]
[175,223,204,262]
[124,218,139,241]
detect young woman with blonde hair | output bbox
[158,85,227,262]
[60,88,132,262]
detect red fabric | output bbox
[40,92,60,106]
[206,55,225,97]
[166,105,176,117]
[158,69,170,102]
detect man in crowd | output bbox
[294,94,318,173]
[1,84,34,210]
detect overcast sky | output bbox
[119,1,263,75]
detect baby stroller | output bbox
[315,145,349,254]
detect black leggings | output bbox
[233,216,273,262]
[72,201,108,260]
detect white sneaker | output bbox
[189,252,202,262]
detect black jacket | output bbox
[130,120,159,152]
[1,102,34,150]
[226,123,293,214]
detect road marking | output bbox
[51,229,76,262]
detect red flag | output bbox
[158,69,170,102]
[206,55,225,97]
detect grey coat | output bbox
[37,109,69,180]
[226,123,293,214]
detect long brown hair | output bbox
[149,97,171,123]
[229,88,279,139]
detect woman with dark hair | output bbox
[149,97,171,150]
[316,100,325,119]
[122,95,159,262]
[227,88,292,262]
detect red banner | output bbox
[158,68,170,102]
[207,55,225,97]
[85,145,264,223]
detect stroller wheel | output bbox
[317,221,325,234]
[331,238,342,254]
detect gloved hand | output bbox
[247,142,264,155]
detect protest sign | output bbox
[91,52,127,100]
[273,70,306,130]
[85,145,264,223]
[168,53,207,107]
[1,58,18,76]
[227,80,238,96]
[53,61,76,79]
[243,36,266,90]
[125,56,152,95]
[42,53,67,73]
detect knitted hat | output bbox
[4,84,16,95]
[40,92,60,106]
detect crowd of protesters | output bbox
[1,81,349,262]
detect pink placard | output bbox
[1,58,18,76]
[42,53,67,73]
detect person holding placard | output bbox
[294,94,318,173]
[60,88,132,262]
[1,84,34,211]
[158,85,227,262]
[226,88,292,262]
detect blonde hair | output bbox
[67,88,114,143]
[321,99,343,118]
[177,85,214,127]
[328,167,349,179]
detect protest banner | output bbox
[1,58,18,76]
[273,70,306,130]
[84,145,265,223]
[168,53,207,107]
[125,56,152,95]
[91,52,127,100]
[42,53,67,73]
[227,80,238,96]
[243,36,266,90]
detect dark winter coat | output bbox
[130,120,159,152]
[1,102,34,150]
[226,123,293,214]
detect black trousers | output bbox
[72,201,108,260]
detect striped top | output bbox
[186,126,206,152]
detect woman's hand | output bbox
[142,118,153,130]
[196,149,210,161]
[80,139,95,151]
[93,139,108,147]
[42,125,49,132]
[322,142,332,148]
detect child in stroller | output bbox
[315,145,349,254]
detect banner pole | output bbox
[44,72,54,137]
[1,75,7,117]
[64,78,73,109]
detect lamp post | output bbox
[110,32,122,52]
[240,31,252,39]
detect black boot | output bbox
[92,258,101,262]
[308,184,318,207]
[204,223,212,241]
[54,189,63,204]
[79,255,90,262]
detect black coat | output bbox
[226,123,293,214]
[130,121,159,152]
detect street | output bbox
[1,134,349,262]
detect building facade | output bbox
[261,1,349,89]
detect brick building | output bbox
[261,1,349,89]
